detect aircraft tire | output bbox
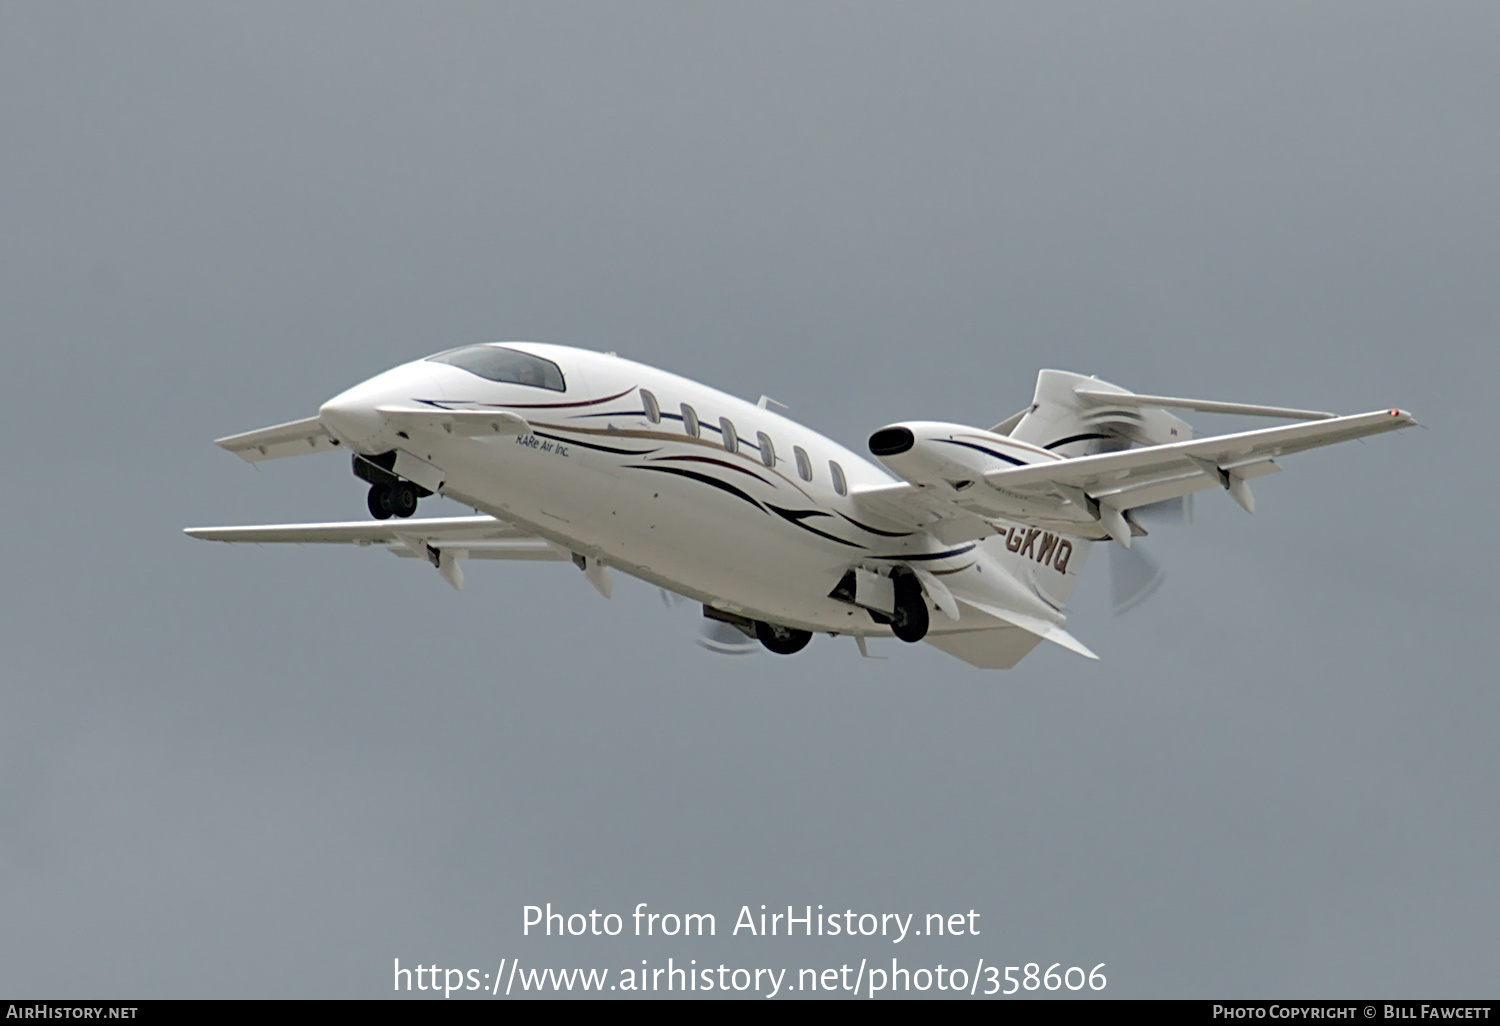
[391,483,419,518]
[367,484,394,520]
[755,620,813,655]
[890,569,929,643]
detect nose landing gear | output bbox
[367,484,392,520]
[390,482,419,517]
[355,453,425,520]
[365,481,420,520]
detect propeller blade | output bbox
[1109,542,1165,616]
[659,587,688,609]
[1107,495,1185,614]
[1133,494,1194,525]
[659,588,757,654]
[696,619,759,656]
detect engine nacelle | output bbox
[868,421,1056,492]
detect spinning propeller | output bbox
[1108,495,1190,616]
[659,589,760,655]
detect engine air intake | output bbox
[868,426,915,456]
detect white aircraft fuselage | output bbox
[317,342,1039,636]
[192,340,1414,668]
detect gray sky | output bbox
[1,2,1496,998]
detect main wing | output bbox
[185,515,566,590]
[855,408,1417,544]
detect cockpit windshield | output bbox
[427,345,566,391]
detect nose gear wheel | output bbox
[367,484,393,520]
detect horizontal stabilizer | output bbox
[1073,389,1335,421]
[216,417,339,462]
[955,595,1099,660]
[923,627,1041,669]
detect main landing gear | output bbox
[889,567,930,643]
[828,565,933,644]
[366,482,420,520]
[755,620,813,655]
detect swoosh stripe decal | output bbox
[625,465,765,513]
[765,505,866,549]
[413,386,639,411]
[532,430,659,457]
[1043,432,1116,450]
[869,544,977,561]
[648,454,774,486]
[494,386,639,409]
[566,411,762,452]
[835,511,915,538]
[935,438,1026,466]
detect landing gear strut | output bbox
[755,620,813,655]
[889,568,929,643]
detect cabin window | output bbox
[756,432,775,468]
[794,445,812,482]
[681,403,700,438]
[719,417,738,454]
[830,460,847,496]
[640,388,660,424]
[426,345,565,391]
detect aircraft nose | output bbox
[318,362,449,451]
[318,386,387,450]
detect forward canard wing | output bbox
[212,406,534,463]
[374,405,532,437]
[215,417,341,462]
[854,408,1417,545]
[185,515,567,591]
